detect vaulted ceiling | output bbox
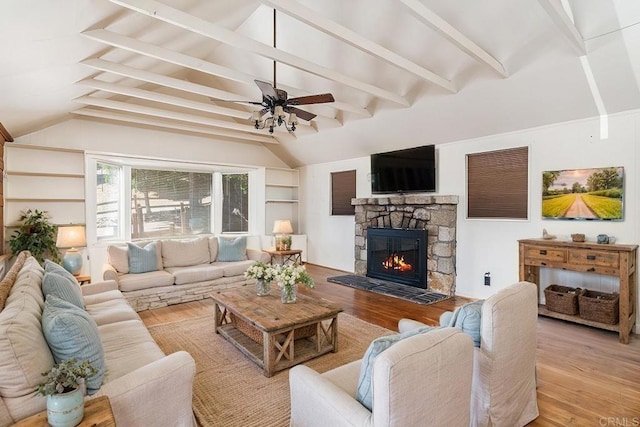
[2,0,640,166]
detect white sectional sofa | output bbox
[0,251,196,426]
[102,235,270,311]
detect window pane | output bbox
[96,162,121,239]
[222,173,249,233]
[131,169,211,238]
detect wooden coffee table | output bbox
[211,286,342,377]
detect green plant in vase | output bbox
[37,358,97,427]
[8,209,60,264]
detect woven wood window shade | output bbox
[331,170,356,215]
[467,146,528,219]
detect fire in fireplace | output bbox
[382,254,413,272]
[367,228,427,288]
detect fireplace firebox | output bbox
[366,228,427,288]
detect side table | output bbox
[74,274,91,286]
[265,249,302,265]
[12,396,115,426]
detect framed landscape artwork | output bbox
[542,166,624,220]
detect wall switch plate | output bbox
[484,272,491,286]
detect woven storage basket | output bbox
[230,313,316,344]
[544,284,583,315]
[579,290,619,324]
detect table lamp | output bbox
[56,225,86,275]
[272,220,293,251]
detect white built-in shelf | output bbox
[5,198,85,203]
[6,171,84,178]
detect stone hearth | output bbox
[352,195,458,295]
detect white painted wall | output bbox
[299,110,639,328]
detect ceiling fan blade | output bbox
[284,106,316,121]
[210,98,263,105]
[287,93,335,106]
[254,80,278,101]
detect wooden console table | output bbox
[519,238,637,344]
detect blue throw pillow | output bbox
[355,326,436,411]
[216,236,248,262]
[43,272,84,309]
[441,300,484,347]
[127,242,158,274]
[44,259,79,286]
[42,295,106,394]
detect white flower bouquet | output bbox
[244,261,278,282]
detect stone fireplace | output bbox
[353,195,458,295]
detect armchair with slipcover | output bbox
[398,281,539,427]
[289,327,474,427]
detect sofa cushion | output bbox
[217,236,248,262]
[355,326,436,410]
[165,265,225,285]
[108,245,130,274]
[0,286,54,399]
[118,270,175,292]
[85,298,141,326]
[212,260,254,277]
[98,319,165,381]
[42,295,106,394]
[83,289,127,306]
[42,271,84,309]
[208,237,219,263]
[127,242,159,274]
[161,237,210,268]
[440,300,484,347]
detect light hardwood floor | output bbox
[139,263,640,426]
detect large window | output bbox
[131,168,212,238]
[95,160,249,240]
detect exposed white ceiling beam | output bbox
[78,78,248,119]
[77,78,319,132]
[82,58,253,102]
[537,0,586,55]
[74,95,280,140]
[83,29,367,117]
[398,0,508,77]
[72,107,275,144]
[108,0,410,106]
[83,29,253,85]
[261,0,455,92]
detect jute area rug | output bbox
[147,312,392,427]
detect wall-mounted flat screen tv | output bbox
[542,166,624,220]
[371,145,436,194]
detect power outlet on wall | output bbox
[484,272,491,286]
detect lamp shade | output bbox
[56,225,86,249]
[272,220,293,234]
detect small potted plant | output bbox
[9,209,60,264]
[274,264,315,303]
[245,261,278,296]
[37,358,97,427]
